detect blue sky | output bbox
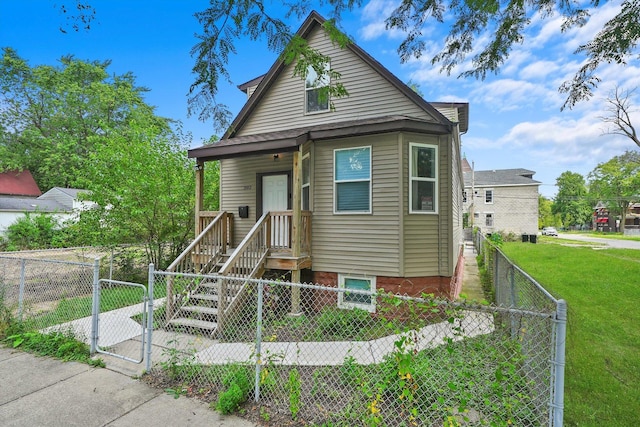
[1,1,639,198]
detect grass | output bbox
[29,284,166,330]
[3,328,105,367]
[500,239,640,426]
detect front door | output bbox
[262,174,289,247]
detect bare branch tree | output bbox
[600,86,640,149]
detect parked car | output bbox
[542,227,558,236]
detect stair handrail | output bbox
[165,211,229,321]
[215,212,270,337]
[218,212,269,276]
[166,211,227,273]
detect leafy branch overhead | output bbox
[189,2,352,131]
[57,0,639,127]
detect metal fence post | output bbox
[145,263,155,373]
[18,258,26,321]
[551,299,567,426]
[254,280,264,403]
[90,258,100,354]
[494,246,500,304]
[509,265,517,338]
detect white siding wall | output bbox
[473,185,539,235]
[237,27,435,136]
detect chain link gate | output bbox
[91,278,153,365]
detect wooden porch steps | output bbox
[167,317,218,332]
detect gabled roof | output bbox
[189,11,465,161]
[464,168,540,187]
[0,170,42,196]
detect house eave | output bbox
[188,116,451,161]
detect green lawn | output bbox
[501,239,640,426]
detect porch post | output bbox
[290,148,302,315]
[195,160,204,237]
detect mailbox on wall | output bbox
[238,206,249,218]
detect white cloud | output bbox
[359,0,406,41]
[469,79,557,112]
[519,60,561,81]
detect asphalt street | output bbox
[555,233,640,250]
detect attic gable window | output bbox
[409,142,438,214]
[305,63,330,114]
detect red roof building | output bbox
[0,170,42,196]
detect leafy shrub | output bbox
[5,212,60,250]
[215,364,252,414]
[312,307,372,340]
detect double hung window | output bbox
[485,189,493,204]
[305,63,330,113]
[334,146,371,213]
[409,143,438,213]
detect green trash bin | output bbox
[522,234,529,242]
[529,234,537,243]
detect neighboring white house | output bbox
[37,187,94,216]
[462,159,540,235]
[0,185,92,236]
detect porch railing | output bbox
[165,211,232,319]
[268,210,312,253]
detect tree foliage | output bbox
[588,150,640,233]
[53,1,640,126]
[552,171,593,228]
[77,116,195,268]
[538,195,561,229]
[0,48,153,189]
[0,49,197,266]
[187,0,639,126]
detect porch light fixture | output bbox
[273,154,279,161]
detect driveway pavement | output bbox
[556,233,640,250]
[0,346,257,427]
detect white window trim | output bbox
[305,63,330,115]
[409,142,438,214]
[302,153,311,211]
[485,212,494,227]
[485,189,494,204]
[333,146,372,214]
[338,273,376,312]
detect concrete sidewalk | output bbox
[461,240,484,301]
[0,346,257,427]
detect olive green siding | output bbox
[400,133,455,277]
[219,130,463,277]
[237,27,436,136]
[219,152,294,246]
[311,134,402,276]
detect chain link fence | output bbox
[0,254,96,335]
[475,232,566,427]
[150,266,566,426]
[1,244,565,426]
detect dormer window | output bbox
[305,63,330,113]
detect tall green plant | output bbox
[5,212,59,250]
